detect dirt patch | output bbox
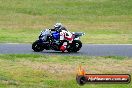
[18,59,132,75]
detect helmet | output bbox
[54,23,62,28]
[54,23,62,32]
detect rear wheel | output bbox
[32,40,45,52]
[67,40,82,52]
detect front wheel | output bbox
[32,40,45,52]
[67,40,82,52]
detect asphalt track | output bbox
[0,43,132,56]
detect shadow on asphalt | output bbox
[32,50,80,55]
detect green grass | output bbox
[0,0,132,43]
[0,54,131,88]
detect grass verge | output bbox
[0,54,131,88]
[0,0,132,43]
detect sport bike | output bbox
[32,29,85,52]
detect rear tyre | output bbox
[67,40,82,52]
[32,40,45,52]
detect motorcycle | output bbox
[32,29,85,52]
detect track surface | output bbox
[0,43,132,56]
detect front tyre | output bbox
[32,40,44,52]
[67,40,82,52]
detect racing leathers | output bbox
[59,30,73,52]
[50,26,73,52]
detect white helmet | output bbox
[54,23,62,28]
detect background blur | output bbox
[0,0,132,43]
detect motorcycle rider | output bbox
[52,23,73,52]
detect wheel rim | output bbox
[75,43,79,48]
[35,43,41,50]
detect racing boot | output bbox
[60,45,66,52]
[60,42,67,52]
